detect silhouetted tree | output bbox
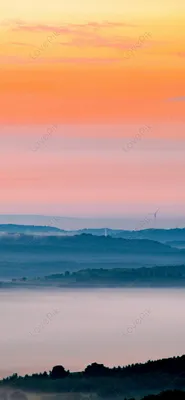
[50,365,69,379]
[142,390,185,399]
[84,363,109,377]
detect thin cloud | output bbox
[76,21,137,28]
[167,96,185,102]
[9,42,36,47]
[58,35,138,50]
[177,52,185,57]
[57,32,152,51]
[9,20,151,55]
[12,24,68,35]
[41,57,122,64]
[0,54,122,65]
[12,20,137,34]
[0,55,32,64]
[0,18,25,27]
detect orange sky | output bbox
[0,2,185,220]
[0,67,185,126]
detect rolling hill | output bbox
[0,233,184,279]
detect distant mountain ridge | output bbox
[1,224,185,244]
[78,227,185,244]
[0,224,63,233]
[0,232,179,253]
[0,232,185,279]
[0,214,183,230]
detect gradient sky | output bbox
[0,1,185,223]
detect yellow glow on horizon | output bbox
[1,0,185,22]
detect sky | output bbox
[0,0,185,225]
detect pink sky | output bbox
[0,4,185,221]
[1,123,185,219]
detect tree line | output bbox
[1,355,185,398]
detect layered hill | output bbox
[1,225,185,246]
[0,233,184,279]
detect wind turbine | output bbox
[149,208,160,219]
[154,208,160,220]
[148,208,160,227]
